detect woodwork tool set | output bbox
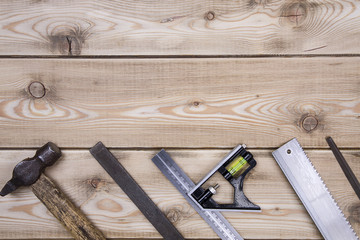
[1,138,359,240]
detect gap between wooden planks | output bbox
[0,149,358,239]
[0,0,359,55]
[0,58,359,148]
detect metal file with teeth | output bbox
[272,138,358,240]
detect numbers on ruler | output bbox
[204,211,238,240]
[156,153,241,240]
[168,166,191,191]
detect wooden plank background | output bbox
[0,58,359,148]
[0,0,359,239]
[1,0,360,55]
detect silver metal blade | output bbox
[152,150,244,240]
[272,138,358,240]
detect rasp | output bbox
[90,142,184,240]
[272,138,358,240]
[152,149,244,240]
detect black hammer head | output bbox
[0,142,61,197]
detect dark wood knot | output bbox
[205,11,215,21]
[48,27,88,55]
[302,115,318,132]
[279,1,314,29]
[89,178,105,189]
[166,208,183,223]
[28,81,46,98]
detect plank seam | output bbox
[0,147,358,151]
[1,54,360,59]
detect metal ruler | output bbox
[152,149,244,240]
[90,142,184,240]
[272,138,358,240]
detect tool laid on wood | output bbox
[326,136,360,200]
[188,144,260,211]
[90,142,184,240]
[152,145,260,240]
[0,142,106,240]
[272,138,359,240]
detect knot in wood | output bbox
[48,27,87,55]
[90,178,101,188]
[166,208,182,223]
[205,11,215,21]
[189,98,204,108]
[279,1,309,29]
[193,101,201,107]
[28,81,46,98]
[302,115,318,132]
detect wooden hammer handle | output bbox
[31,174,106,240]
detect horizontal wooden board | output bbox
[0,149,358,239]
[0,0,360,55]
[0,58,359,148]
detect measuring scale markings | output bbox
[152,150,243,240]
[169,166,192,191]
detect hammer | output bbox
[0,142,106,240]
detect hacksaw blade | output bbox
[272,138,358,240]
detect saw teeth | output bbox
[273,138,359,239]
[301,149,358,238]
[297,141,359,239]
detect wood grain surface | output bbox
[0,58,358,148]
[1,1,359,239]
[0,149,358,239]
[0,0,359,55]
